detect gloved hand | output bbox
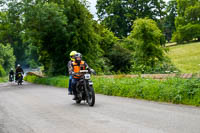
[71,72,75,75]
[90,69,96,74]
[90,69,94,72]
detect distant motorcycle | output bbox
[73,70,95,106]
[16,72,23,85]
[9,74,14,82]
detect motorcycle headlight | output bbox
[84,74,90,79]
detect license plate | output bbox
[89,81,93,85]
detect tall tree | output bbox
[129,18,165,70]
[0,1,29,66]
[164,0,177,42]
[0,43,16,72]
[24,0,104,75]
[96,0,166,38]
[24,2,68,75]
[172,0,200,43]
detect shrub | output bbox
[107,44,133,73]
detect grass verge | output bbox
[0,76,8,83]
[25,74,200,106]
[24,75,69,88]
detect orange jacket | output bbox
[72,61,86,78]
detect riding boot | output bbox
[72,90,78,100]
[68,91,73,95]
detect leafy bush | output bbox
[131,58,179,74]
[107,44,133,73]
[24,75,69,88]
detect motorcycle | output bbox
[16,72,23,85]
[9,74,14,82]
[73,70,95,106]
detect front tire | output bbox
[76,99,81,104]
[87,86,95,106]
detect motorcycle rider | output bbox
[9,68,14,82]
[71,53,94,100]
[67,51,77,95]
[15,64,24,82]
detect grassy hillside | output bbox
[168,42,200,73]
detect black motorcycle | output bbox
[9,74,14,82]
[73,70,95,106]
[16,72,23,85]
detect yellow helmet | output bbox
[70,51,77,56]
[70,51,77,61]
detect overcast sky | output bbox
[87,0,170,20]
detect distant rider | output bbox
[67,51,77,95]
[15,64,24,81]
[71,53,94,100]
[9,68,14,81]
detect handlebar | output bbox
[71,69,96,76]
[79,70,88,73]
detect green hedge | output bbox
[0,76,8,83]
[24,75,200,106]
[24,75,69,88]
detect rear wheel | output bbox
[18,80,20,85]
[87,86,95,106]
[18,77,22,85]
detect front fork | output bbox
[84,80,93,101]
[84,80,89,99]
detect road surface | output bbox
[0,82,200,133]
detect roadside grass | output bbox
[25,75,200,106]
[0,76,8,83]
[24,75,69,88]
[168,42,200,73]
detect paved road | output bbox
[0,82,200,133]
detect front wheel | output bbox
[17,77,23,85]
[87,86,95,106]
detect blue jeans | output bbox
[72,78,80,95]
[68,75,72,92]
